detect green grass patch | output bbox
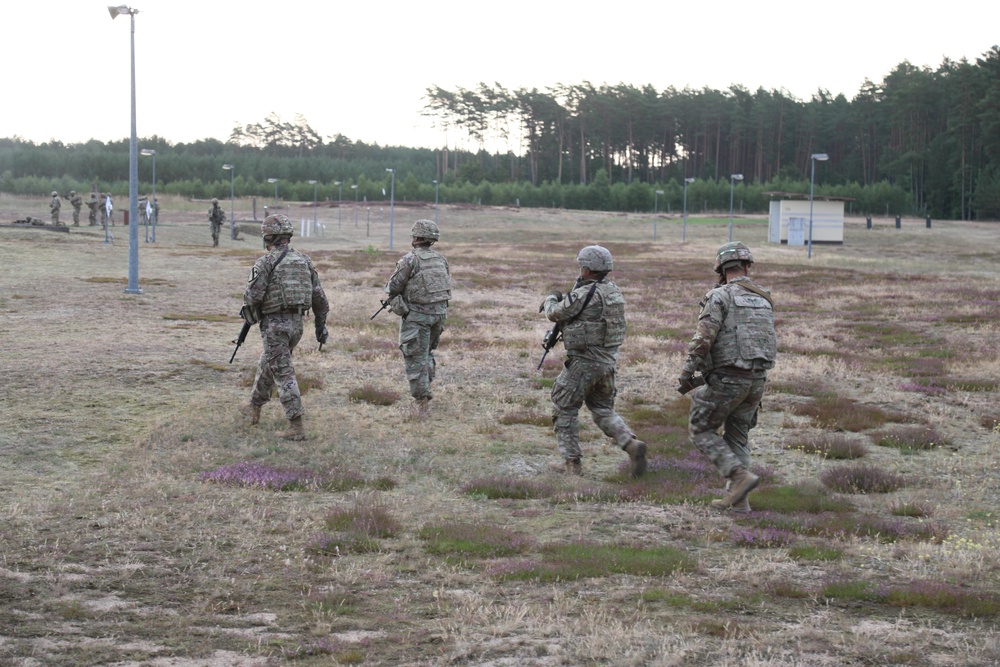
[788,544,843,561]
[490,541,695,582]
[750,484,855,513]
[420,522,534,561]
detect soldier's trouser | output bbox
[51,211,60,225]
[72,208,81,225]
[89,211,97,225]
[550,357,635,461]
[250,314,305,420]
[688,372,767,478]
[398,312,445,401]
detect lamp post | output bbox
[433,179,439,225]
[109,4,142,294]
[140,148,155,243]
[728,173,744,242]
[267,177,278,206]
[682,177,695,242]
[653,189,664,241]
[386,168,395,250]
[335,180,342,228]
[222,164,235,239]
[351,184,358,227]
[308,179,317,233]
[808,153,829,259]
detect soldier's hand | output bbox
[676,374,696,395]
[539,290,562,313]
[315,324,329,345]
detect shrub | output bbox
[820,465,906,494]
[786,434,868,459]
[348,384,400,406]
[871,425,946,452]
[890,501,933,518]
[730,526,794,548]
[791,396,906,431]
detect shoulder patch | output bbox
[248,266,260,284]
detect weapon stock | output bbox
[229,320,252,363]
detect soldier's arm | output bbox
[309,262,330,323]
[544,285,588,323]
[384,255,414,297]
[681,291,726,375]
[243,256,272,309]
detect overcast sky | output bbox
[3,1,997,151]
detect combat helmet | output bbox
[577,245,614,272]
[410,219,440,241]
[51,191,59,197]
[212,198,219,204]
[714,241,754,274]
[261,213,294,238]
[69,190,76,196]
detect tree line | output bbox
[2,47,999,219]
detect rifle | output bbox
[370,299,390,320]
[230,320,252,363]
[536,277,597,371]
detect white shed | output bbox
[766,194,848,245]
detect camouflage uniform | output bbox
[151,198,159,226]
[209,200,225,246]
[243,216,329,426]
[86,193,99,226]
[680,242,776,509]
[542,245,646,476]
[99,194,108,228]
[49,192,61,226]
[384,220,451,407]
[69,191,83,226]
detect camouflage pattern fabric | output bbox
[50,195,61,226]
[99,196,108,227]
[209,204,225,246]
[249,314,305,419]
[550,357,636,461]
[70,193,83,225]
[87,197,99,225]
[688,373,766,478]
[397,311,445,401]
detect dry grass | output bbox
[2,194,1000,665]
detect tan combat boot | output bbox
[711,467,759,510]
[276,416,307,441]
[623,438,647,477]
[712,495,751,513]
[549,458,583,475]
[240,403,261,425]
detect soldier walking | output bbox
[383,219,451,417]
[86,192,99,226]
[241,214,329,441]
[540,245,647,477]
[209,198,226,246]
[677,242,776,513]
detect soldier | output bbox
[241,214,329,441]
[68,190,83,226]
[151,197,159,227]
[677,242,776,513]
[99,193,108,228]
[86,192,100,226]
[209,198,225,246]
[383,219,451,417]
[540,245,647,477]
[49,191,62,226]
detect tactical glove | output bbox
[676,374,695,396]
[315,324,329,345]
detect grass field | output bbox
[1,194,999,666]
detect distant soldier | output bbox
[209,198,225,246]
[151,197,159,226]
[86,193,99,226]
[49,191,62,226]
[98,193,108,228]
[68,190,83,226]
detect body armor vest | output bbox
[709,283,776,369]
[404,248,451,305]
[261,249,313,314]
[562,281,627,350]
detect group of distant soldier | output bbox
[236,213,776,514]
[44,190,157,229]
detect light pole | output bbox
[351,184,358,227]
[806,153,830,259]
[140,148,155,243]
[109,4,142,294]
[682,177,695,242]
[223,164,236,239]
[386,168,395,250]
[728,174,744,242]
[267,177,278,206]
[433,179,439,225]
[335,181,342,228]
[653,189,664,241]
[308,179,318,233]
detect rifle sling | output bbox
[557,279,600,331]
[734,281,773,307]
